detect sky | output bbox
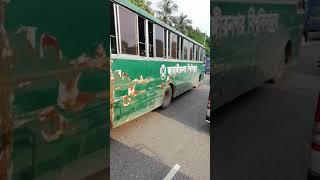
[150,0,210,36]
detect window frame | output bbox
[153,23,165,58]
[169,31,178,60]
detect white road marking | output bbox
[163,164,181,180]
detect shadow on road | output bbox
[110,139,192,180]
[155,81,210,135]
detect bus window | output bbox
[170,32,178,59]
[182,39,188,60]
[148,21,154,57]
[201,48,206,61]
[155,24,164,58]
[177,36,181,59]
[164,29,168,58]
[189,41,193,60]
[195,45,199,61]
[199,48,202,61]
[118,6,138,55]
[110,3,117,54]
[138,16,146,56]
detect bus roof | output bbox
[112,0,206,49]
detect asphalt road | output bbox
[110,75,210,180]
[212,42,320,180]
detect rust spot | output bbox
[0,1,14,179]
[122,95,131,107]
[39,107,67,142]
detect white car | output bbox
[309,92,320,179]
[205,91,211,124]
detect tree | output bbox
[172,13,192,35]
[156,0,178,26]
[129,0,155,16]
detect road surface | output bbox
[110,75,210,180]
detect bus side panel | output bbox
[111,58,156,127]
[211,2,303,110]
[3,1,109,179]
[111,58,203,127]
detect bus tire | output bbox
[161,85,172,108]
[270,41,291,83]
[193,75,201,88]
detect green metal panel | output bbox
[211,0,304,109]
[1,1,109,179]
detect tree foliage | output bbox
[156,0,178,26]
[172,13,192,35]
[129,0,155,16]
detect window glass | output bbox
[189,41,194,60]
[164,29,168,58]
[177,36,180,59]
[170,32,178,59]
[138,16,146,56]
[182,39,188,60]
[119,6,138,55]
[201,48,206,61]
[148,21,154,57]
[110,3,117,54]
[155,24,164,58]
[195,45,199,61]
[199,48,202,61]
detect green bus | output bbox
[2,1,109,179]
[110,0,207,128]
[211,0,305,110]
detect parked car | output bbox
[309,92,320,179]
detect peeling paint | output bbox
[16,26,38,49]
[39,106,67,142]
[0,1,13,179]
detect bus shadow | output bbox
[110,138,192,180]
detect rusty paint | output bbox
[0,1,13,179]
[39,106,67,142]
[2,1,110,178]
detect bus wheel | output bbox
[269,42,291,83]
[161,85,172,108]
[193,75,201,88]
